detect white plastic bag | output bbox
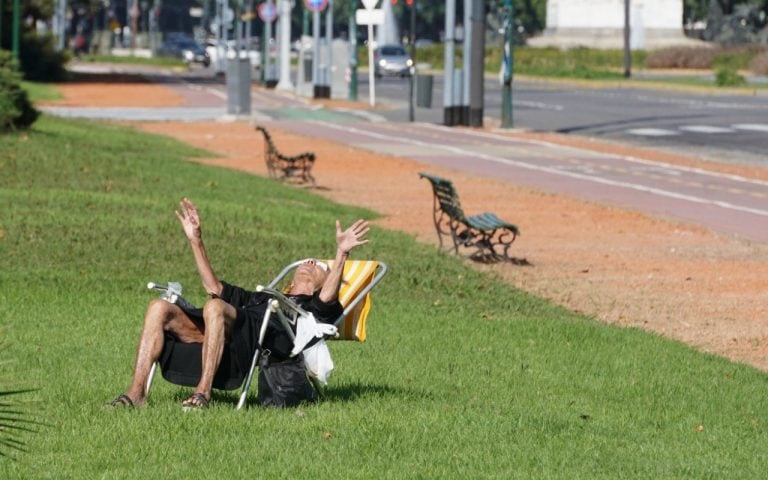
[302,340,334,385]
[290,313,337,385]
[291,313,337,355]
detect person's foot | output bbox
[181,392,209,411]
[106,393,135,408]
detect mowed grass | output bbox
[2,116,768,478]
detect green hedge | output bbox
[0,51,39,131]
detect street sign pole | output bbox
[277,0,294,90]
[258,1,278,84]
[360,0,379,107]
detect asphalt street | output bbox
[369,73,768,165]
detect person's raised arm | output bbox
[318,219,370,304]
[174,198,223,297]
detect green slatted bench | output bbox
[419,172,525,264]
[255,125,316,185]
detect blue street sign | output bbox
[304,0,328,12]
[258,2,277,22]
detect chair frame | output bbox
[145,260,387,409]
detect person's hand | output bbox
[336,219,370,254]
[175,197,202,241]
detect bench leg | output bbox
[454,227,523,264]
[429,210,460,255]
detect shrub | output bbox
[749,51,768,75]
[715,67,746,87]
[645,44,768,71]
[644,46,716,69]
[19,32,69,82]
[712,44,767,70]
[0,51,40,131]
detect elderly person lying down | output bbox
[108,198,369,409]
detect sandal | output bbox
[107,393,134,408]
[181,392,209,411]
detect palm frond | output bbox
[0,341,39,461]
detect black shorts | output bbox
[158,304,295,390]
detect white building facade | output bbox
[529,0,700,49]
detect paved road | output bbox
[270,119,768,243]
[41,65,768,243]
[369,74,768,165]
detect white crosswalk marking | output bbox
[627,123,768,137]
[732,123,768,133]
[626,128,678,136]
[679,125,735,134]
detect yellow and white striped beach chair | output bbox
[322,259,383,342]
[230,259,387,406]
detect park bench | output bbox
[255,125,316,185]
[419,172,526,264]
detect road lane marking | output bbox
[427,123,768,189]
[314,121,768,219]
[678,125,735,134]
[733,123,768,133]
[625,128,678,136]
[514,100,564,111]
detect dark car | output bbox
[373,44,413,78]
[158,37,210,67]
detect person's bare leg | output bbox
[184,298,236,406]
[122,299,204,406]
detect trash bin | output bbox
[416,74,433,108]
[226,58,252,115]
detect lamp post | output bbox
[443,0,455,126]
[468,0,483,127]
[408,0,415,122]
[500,0,514,129]
[12,0,21,60]
[324,0,332,97]
[623,0,631,78]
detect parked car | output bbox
[373,44,413,78]
[157,36,210,67]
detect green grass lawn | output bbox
[2,116,768,478]
[20,82,62,103]
[78,54,187,69]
